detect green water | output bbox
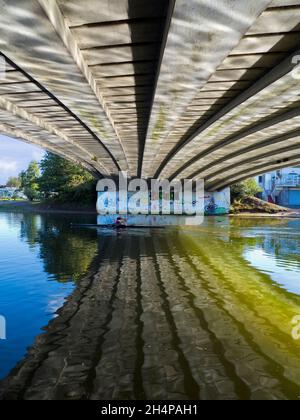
[165,217,300,399]
[1,212,300,399]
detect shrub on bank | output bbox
[19,153,97,205]
[231,179,262,202]
[230,196,289,214]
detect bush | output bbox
[19,153,97,204]
[231,179,262,202]
[39,153,96,204]
[20,161,41,201]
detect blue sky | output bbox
[0,135,44,185]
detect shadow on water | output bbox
[1,214,300,399]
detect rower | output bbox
[115,217,127,229]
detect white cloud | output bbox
[32,150,45,161]
[0,136,45,183]
[0,159,18,172]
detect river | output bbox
[0,211,300,400]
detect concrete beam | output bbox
[56,0,167,26]
[207,145,300,191]
[1,0,299,185]
[208,157,300,192]
[170,106,300,181]
[142,0,272,178]
[0,0,128,174]
[0,108,100,176]
[163,48,300,180]
[38,0,130,173]
[189,125,300,181]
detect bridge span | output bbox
[0,0,299,189]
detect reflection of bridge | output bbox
[0,1,300,190]
[2,222,300,400]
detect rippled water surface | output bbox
[0,212,98,379]
[1,212,300,399]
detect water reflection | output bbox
[239,219,300,296]
[0,211,98,379]
[17,212,98,282]
[1,214,300,399]
[171,219,300,399]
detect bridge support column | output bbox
[97,188,230,226]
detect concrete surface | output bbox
[0,1,299,188]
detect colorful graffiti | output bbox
[204,189,231,215]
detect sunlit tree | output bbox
[39,152,96,203]
[231,178,262,202]
[20,161,41,201]
[6,176,21,189]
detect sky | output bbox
[0,135,45,185]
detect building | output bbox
[0,187,26,200]
[257,168,300,208]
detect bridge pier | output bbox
[97,188,231,226]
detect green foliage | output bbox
[18,153,96,204]
[20,161,41,201]
[231,178,262,202]
[20,213,98,283]
[230,196,288,214]
[39,152,96,203]
[6,176,21,188]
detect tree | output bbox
[39,152,95,203]
[20,161,41,201]
[6,176,21,188]
[231,178,262,202]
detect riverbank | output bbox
[230,196,300,218]
[1,199,300,219]
[230,211,300,218]
[0,200,97,215]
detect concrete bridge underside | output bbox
[0,0,300,190]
